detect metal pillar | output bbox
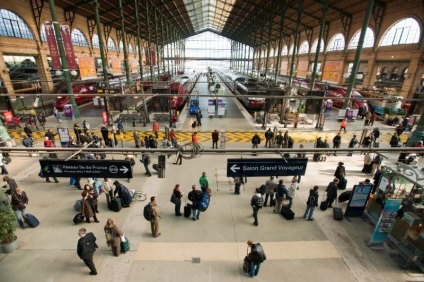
[154,8,160,78]
[118,0,130,82]
[166,22,170,75]
[47,0,80,118]
[161,15,166,73]
[310,0,328,91]
[145,1,154,81]
[288,0,303,91]
[257,17,265,79]
[344,0,375,109]
[264,8,273,79]
[135,0,143,80]
[274,1,286,83]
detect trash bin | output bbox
[158,168,165,178]
[158,154,166,169]
[326,99,333,111]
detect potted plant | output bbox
[0,204,19,253]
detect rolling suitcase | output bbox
[320,200,328,211]
[120,237,130,254]
[74,200,82,212]
[152,164,159,172]
[333,207,343,220]
[338,191,352,203]
[184,203,192,218]
[373,142,379,148]
[280,205,295,220]
[73,213,84,225]
[338,178,347,190]
[243,256,251,273]
[111,198,122,212]
[24,213,40,228]
[313,154,321,162]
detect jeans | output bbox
[1,165,9,175]
[175,199,181,215]
[144,163,151,176]
[287,197,293,209]
[14,208,28,228]
[192,208,200,219]
[249,262,261,277]
[264,194,274,207]
[252,207,258,225]
[303,206,315,219]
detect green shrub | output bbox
[0,204,17,244]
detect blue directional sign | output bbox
[227,158,308,177]
[39,159,132,178]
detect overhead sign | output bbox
[227,158,308,177]
[39,159,132,178]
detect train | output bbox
[169,71,200,110]
[217,70,266,111]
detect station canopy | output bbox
[54,0,391,46]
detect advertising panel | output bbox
[44,22,62,70]
[59,23,78,70]
[78,57,97,80]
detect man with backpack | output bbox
[371,153,383,175]
[245,240,267,277]
[148,196,161,238]
[77,228,98,275]
[303,186,319,221]
[264,128,274,148]
[188,185,203,221]
[251,133,261,149]
[141,154,152,177]
[250,188,263,226]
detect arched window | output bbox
[298,41,309,54]
[107,37,116,51]
[119,40,124,51]
[380,18,421,46]
[348,28,374,49]
[128,43,134,53]
[0,9,34,39]
[327,34,345,51]
[40,23,47,42]
[71,28,88,47]
[311,39,324,53]
[92,34,100,49]
[281,45,288,56]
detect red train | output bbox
[169,72,199,109]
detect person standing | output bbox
[347,135,358,156]
[364,111,372,126]
[325,178,339,208]
[77,228,98,275]
[334,162,346,185]
[133,131,141,148]
[141,154,152,177]
[287,176,298,209]
[102,178,114,205]
[10,187,28,229]
[263,176,276,207]
[53,108,62,123]
[150,196,161,237]
[389,132,400,147]
[246,240,266,277]
[339,118,347,133]
[101,125,109,145]
[303,186,319,221]
[188,185,202,221]
[212,129,219,149]
[0,153,9,175]
[152,120,159,138]
[81,190,99,223]
[82,120,90,134]
[84,184,99,213]
[372,127,380,144]
[196,109,202,126]
[233,176,242,195]
[332,132,341,156]
[169,129,177,147]
[199,172,209,193]
[24,124,33,138]
[264,128,273,148]
[275,132,283,148]
[37,112,46,130]
[172,184,184,216]
[191,132,198,144]
[369,112,377,126]
[104,218,124,257]
[251,133,261,149]
[274,180,287,214]
[251,188,263,226]
[371,153,383,175]
[117,117,124,133]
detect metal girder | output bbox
[63,0,92,10]
[87,18,96,50]
[314,0,351,18]
[104,17,122,28]
[323,22,330,44]
[126,33,133,47]
[104,23,112,44]
[64,6,76,30]
[305,27,313,46]
[29,0,44,42]
[371,1,385,50]
[339,11,352,41]
[116,29,122,56]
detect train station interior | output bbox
[0,0,424,281]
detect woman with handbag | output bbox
[171,184,184,216]
[104,218,124,257]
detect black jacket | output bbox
[326,182,338,200]
[252,135,261,145]
[77,232,98,259]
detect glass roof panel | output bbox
[183,0,235,32]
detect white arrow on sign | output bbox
[120,166,129,173]
[230,164,240,173]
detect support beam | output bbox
[64,6,76,30]
[118,0,130,81]
[29,0,45,42]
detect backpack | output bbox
[256,195,264,208]
[23,138,32,147]
[194,190,203,201]
[81,239,96,256]
[142,154,151,165]
[143,203,153,221]
[251,243,266,263]
[307,195,316,207]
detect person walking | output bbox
[101,125,109,145]
[263,176,276,207]
[82,120,90,134]
[334,162,346,186]
[251,133,261,149]
[117,117,124,133]
[77,227,98,275]
[389,132,400,147]
[275,132,283,148]
[251,188,263,226]
[172,184,184,216]
[372,127,380,144]
[347,135,358,156]
[199,172,209,193]
[196,109,202,126]
[37,112,46,130]
[246,240,266,277]
[303,186,319,221]
[10,187,28,229]
[81,190,99,223]
[150,196,161,238]
[0,153,9,175]
[188,185,202,221]
[264,128,273,148]
[339,118,347,133]
[134,131,141,148]
[152,120,159,138]
[369,112,377,126]
[364,111,372,126]
[141,154,152,177]
[53,108,62,123]
[212,129,219,149]
[325,178,339,208]
[371,153,383,175]
[287,176,298,209]
[104,218,124,257]
[274,179,287,214]
[332,132,341,156]
[169,129,177,147]
[3,176,18,196]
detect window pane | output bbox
[0,9,34,39]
